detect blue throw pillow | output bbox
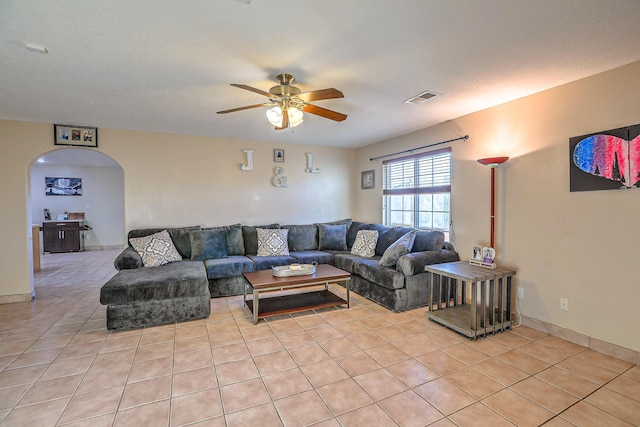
[189,228,227,260]
[379,231,416,267]
[317,223,348,251]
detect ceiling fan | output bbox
[217,73,347,130]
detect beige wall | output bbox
[0,121,354,302]
[355,61,640,352]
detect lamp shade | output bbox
[477,156,509,167]
[266,106,283,126]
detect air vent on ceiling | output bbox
[404,91,439,105]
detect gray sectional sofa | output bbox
[100,219,459,330]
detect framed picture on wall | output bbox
[54,124,98,148]
[361,170,375,189]
[274,149,285,162]
[45,177,83,196]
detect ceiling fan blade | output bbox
[216,103,268,114]
[297,88,344,102]
[303,104,348,122]
[230,83,272,98]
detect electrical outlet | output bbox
[560,298,569,311]
[517,287,524,299]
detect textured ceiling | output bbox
[2,0,640,149]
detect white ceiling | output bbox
[2,0,640,149]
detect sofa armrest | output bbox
[114,246,143,270]
[395,250,460,276]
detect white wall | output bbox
[30,163,125,249]
[355,61,640,353]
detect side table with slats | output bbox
[424,261,516,340]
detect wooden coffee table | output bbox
[243,264,351,324]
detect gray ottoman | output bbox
[100,260,211,331]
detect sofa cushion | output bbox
[282,224,318,251]
[224,224,245,255]
[317,223,348,251]
[353,259,405,290]
[204,224,246,256]
[114,246,143,270]
[374,226,397,255]
[100,260,208,304]
[380,230,416,267]
[128,226,201,259]
[189,228,227,261]
[290,250,333,265]
[412,230,445,252]
[242,223,280,255]
[321,218,353,228]
[333,253,379,273]
[396,249,460,276]
[129,230,182,267]
[257,228,290,256]
[394,227,416,240]
[204,256,255,280]
[351,230,379,257]
[247,255,297,270]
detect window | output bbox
[382,148,451,239]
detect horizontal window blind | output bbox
[382,148,451,195]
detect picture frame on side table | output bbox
[361,170,375,189]
[274,149,285,162]
[54,124,98,147]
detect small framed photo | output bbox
[54,124,98,148]
[361,170,375,189]
[274,149,285,162]
[472,245,483,261]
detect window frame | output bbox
[382,148,451,233]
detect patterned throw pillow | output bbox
[351,230,379,257]
[129,230,182,267]
[256,228,290,256]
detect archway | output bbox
[28,148,124,294]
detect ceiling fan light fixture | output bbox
[288,107,304,127]
[266,106,282,126]
[266,105,303,128]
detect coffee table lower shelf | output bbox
[426,305,512,339]
[245,290,346,320]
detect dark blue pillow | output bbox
[189,228,227,260]
[317,223,348,251]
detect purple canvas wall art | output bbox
[569,124,640,192]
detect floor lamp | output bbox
[477,156,509,249]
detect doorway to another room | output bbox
[29,148,125,278]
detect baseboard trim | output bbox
[522,315,638,365]
[0,293,33,304]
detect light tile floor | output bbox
[0,249,638,426]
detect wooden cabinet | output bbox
[43,221,83,253]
